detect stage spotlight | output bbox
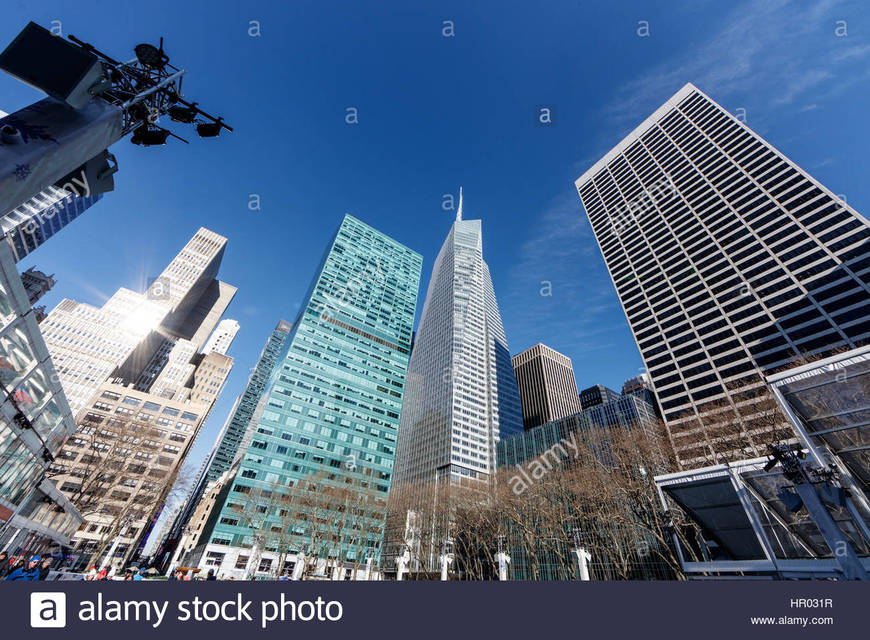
[196,120,223,137]
[168,104,198,123]
[131,126,170,146]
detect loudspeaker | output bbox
[0,22,104,109]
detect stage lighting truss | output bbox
[66,33,232,143]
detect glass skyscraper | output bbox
[189,215,421,578]
[392,193,523,487]
[163,320,293,553]
[384,192,522,575]
[575,82,870,468]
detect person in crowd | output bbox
[206,569,217,581]
[4,555,41,581]
[37,557,54,580]
[133,567,145,581]
[0,551,10,578]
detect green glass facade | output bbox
[204,215,421,570]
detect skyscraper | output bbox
[185,215,421,579]
[163,319,292,555]
[511,343,582,430]
[19,267,55,306]
[384,191,522,575]
[579,384,620,409]
[202,320,292,487]
[575,82,870,468]
[392,190,523,488]
[43,228,238,568]
[202,319,240,356]
[41,228,235,414]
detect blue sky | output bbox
[1,0,868,476]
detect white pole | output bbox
[573,547,592,581]
[396,549,409,581]
[496,551,510,581]
[439,552,452,581]
[291,553,306,581]
[100,534,123,572]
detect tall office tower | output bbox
[511,343,582,430]
[203,320,292,487]
[164,320,292,553]
[392,192,523,487]
[55,372,231,568]
[575,82,870,468]
[1,185,103,262]
[186,216,421,579]
[19,267,55,305]
[579,384,620,409]
[385,192,522,575]
[621,372,660,415]
[41,228,235,414]
[202,319,240,356]
[41,229,238,568]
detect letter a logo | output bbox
[30,592,67,628]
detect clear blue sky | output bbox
[1,0,868,477]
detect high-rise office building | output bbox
[202,319,240,356]
[392,192,523,490]
[575,82,870,468]
[511,343,582,430]
[186,215,421,579]
[19,267,55,306]
[582,392,660,440]
[579,384,620,409]
[203,320,292,487]
[43,228,238,568]
[41,228,235,414]
[163,320,292,555]
[621,372,660,415]
[1,185,103,263]
[385,192,522,575]
[622,372,652,395]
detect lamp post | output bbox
[438,538,453,581]
[495,535,510,581]
[572,528,592,581]
[396,544,410,581]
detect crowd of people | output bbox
[0,552,55,581]
[1,550,223,581]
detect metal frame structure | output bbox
[655,456,870,579]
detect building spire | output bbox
[456,186,463,222]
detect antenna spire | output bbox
[456,186,463,222]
